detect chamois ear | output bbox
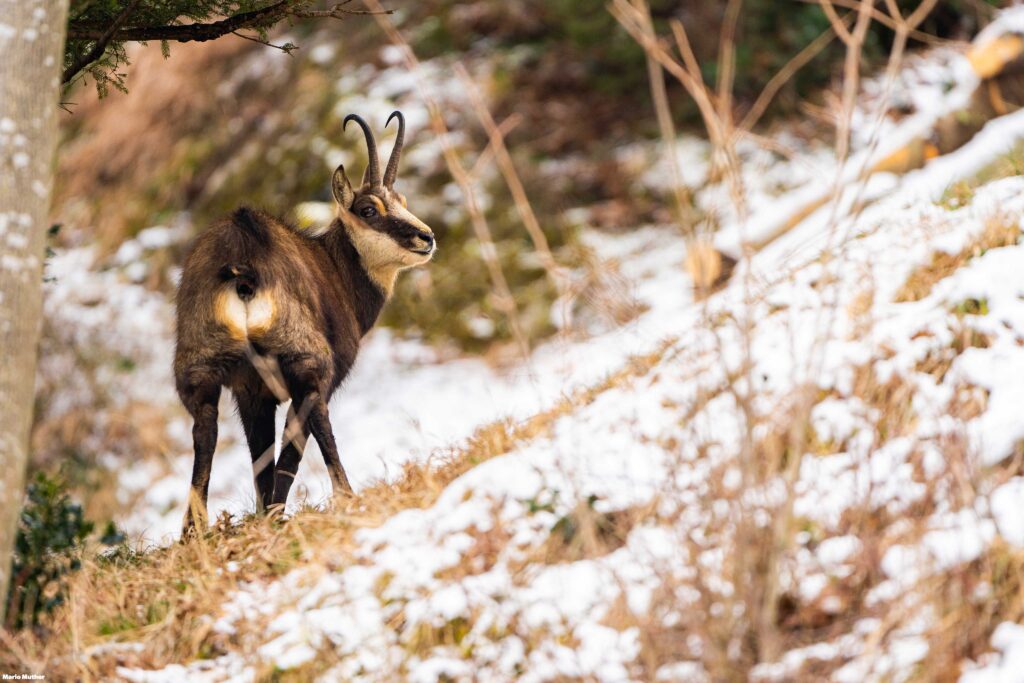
[332,165,355,210]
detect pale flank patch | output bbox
[246,290,276,336]
[214,288,249,340]
[214,287,277,340]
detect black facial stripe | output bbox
[366,216,416,237]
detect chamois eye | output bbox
[359,206,378,218]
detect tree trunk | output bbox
[0,0,69,622]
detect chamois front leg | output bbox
[180,381,221,536]
[305,394,353,497]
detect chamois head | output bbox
[333,111,435,293]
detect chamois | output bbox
[174,111,435,534]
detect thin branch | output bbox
[67,0,294,42]
[882,0,903,23]
[716,0,743,132]
[794,0,952,46]
[67,1,390,42]
[819,0,856,45]
[468,113,522,181]
[608,1,721,143]
[632,0,693,236]
[905,0,941,30]
[832,0,875,163]
[738,14,847,131]
[456,63,565,288]
[670,16,748,221]
[64,1,387,89]
[362,0,532,360]
[231,30,297,52]
[62,0,143,84]
[294,0,392,19]
[670,19,714,109]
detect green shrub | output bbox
[5,472,124,629]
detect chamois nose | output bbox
[415,229,434,246]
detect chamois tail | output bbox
[217,207,272,302]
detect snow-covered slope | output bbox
[38,10,1024,680]
[96,106,1024,683]
[105,161,1024,683]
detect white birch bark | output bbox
[0,0,69,620]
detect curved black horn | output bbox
[343,114,381,188]
[383,110,406,188]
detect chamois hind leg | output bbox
[179,380,222,536]
[270,403,311,509]
[279,354,353,500]
[234,392,277,513]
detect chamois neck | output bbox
[322,227,387,336]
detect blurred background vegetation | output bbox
[8,2,1022,673]
[21,0,1009,614]
[52,0,1001,352]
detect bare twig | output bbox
[294,0,391,19]
[455,64,565,288]
[631,0,694,237]
[716,0,744,133]
[827,0,875,163]
[820,0,856,44]
[243,345,318,496]
[795,0,955,46]
[669,17,748,223]
[362,0,531,359]
[608,2,722,144]
[467,113,523,181]
[230,30,297,52]
[738,16,847,131]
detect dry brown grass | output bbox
[527,499,656,567]
[896,213,1021,303]
[849,361,918,439]
[914,324,992,383]
[2,341,674,678]
[595,310,999,680]
[34,4,1024,679]
[915,541,1024,682]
